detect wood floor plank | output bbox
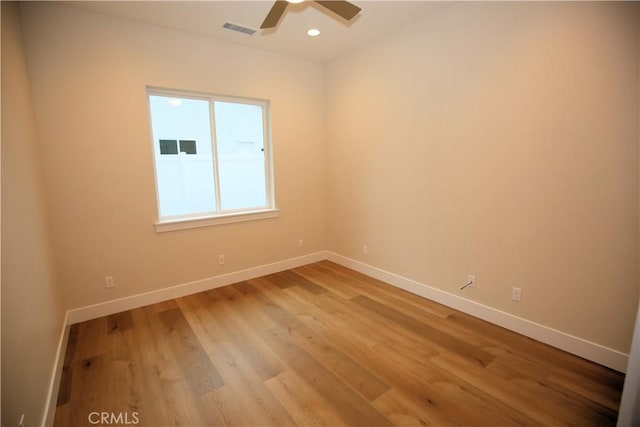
[432,350,617,426]
[448,311,623,385]
[294,264,362,299]
[179,289,286,382]
[157,307,225,396]
[197,385,246,427]
[276,269,329,295]
[311,261,458,320]
[311,261,456,319]
[488,345,622,413]
[73,317,108,361]
[548,372,622,412]
[151,299,179,313]
[314,289,439,351]
[227,281,393,426]
[264,325,394,427]
[246,279,529,427]
[366,340,539,426]
[71,353,109,410]
[283,285,352,332]
[352,294,496,366]
[261,273,296,290]
[374,388,468,427]
[309,263,500,357]
[265,370,351,427]
[318,262,455,324]
[56,323,79,406]
[314,264,495,352]
[106,311,134,334]
[128,306,215,426]
[249,276,391,401]
[55,262,624,426]
[175,294,298,427]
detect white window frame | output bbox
[147,87,278,232]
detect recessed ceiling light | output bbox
[307,28,321,37]
[287,0,304,3]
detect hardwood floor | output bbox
[54,261,624,426]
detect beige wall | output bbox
[325,1,639,353]
[19,2,326,310]
[7,6,639,425]
[624,5,640,421]
[1,2,65,425]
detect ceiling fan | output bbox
[260,0,362,29]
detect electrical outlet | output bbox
[512,287,523,302]
[298,239,304,248]
[218,255,225,265]
[104,276,115,289]
[362,245,368,255]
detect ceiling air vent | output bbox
[223,22,258,36]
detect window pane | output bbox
[149,95,216,217]
[214,101,267,211]
[159,139,178,155]
[179,140,197,155]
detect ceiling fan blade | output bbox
[261,0,289,29]
[314,0,361,21]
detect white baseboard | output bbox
[43,249,629,427]
[66,251,328,325]
[61,249,628,373]
[326,252,629,373]
[42,311,70,427]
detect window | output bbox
[147,88,277,231]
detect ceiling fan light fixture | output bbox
[261,0,361,30]
[307,28,321,36]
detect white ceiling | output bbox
[63,1,453,63]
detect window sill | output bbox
[154,209,279,233]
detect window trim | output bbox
[146,87,277,232]
[154,208,280,233]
